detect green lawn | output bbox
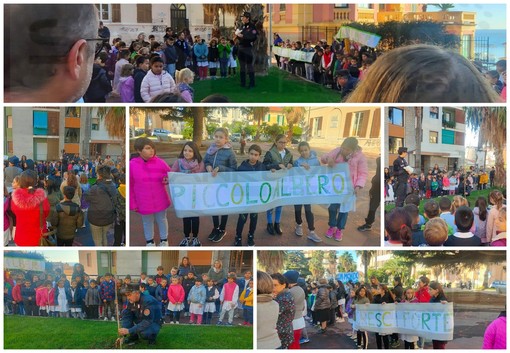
[193,66,341,103]
[384,188,503,213]
[4,316,252,349]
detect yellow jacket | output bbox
[479,173,489,184]
[239,287,253,307]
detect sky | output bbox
[35,250,80,264]
[428,4,507,29]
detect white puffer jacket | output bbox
[140,69,176,102]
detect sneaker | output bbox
[334,229,343,242]
[146,242,156,247]
[212,229,226,243]
[191,237,201,247]
[391,340,401,348]
[247,234,255,246]
[225,322,233,326]
[208,228,219,241]
[175,321,179,325]
[158,240,168,247]
[299,338,310,344]
[216,321,223,326]
[295,224,304,236]
[179,237,190,246]
[111,317,116,321]
[357,223,372,232]
[169,321,174,324]
[104,317,108,321]
[189,321,195,325]
[234,237,242,246]
[325,227,337,238]
[337,317,345,323]
[317,328,326,334]
[307,230,322,243]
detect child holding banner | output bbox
[429,282,449,349]
[321,137,368,242]
[352,286,372,349]
[171,142,205,247]
[130,138,171,246]
[263,134,294,236]
[234,144,266,246]
[399,288,419,349]
[204,128,237,243]
[293,142,321,243]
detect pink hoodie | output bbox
[320,147,368,188]
[167,283,185,304]
[483,315,506,349]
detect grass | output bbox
[384,188,502,213]
[4,316,252,349]
[193,66,341,103]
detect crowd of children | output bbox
[4,263,253,327]
[84,30,239,103]
[4,154,126,247]
[130,134,368,246]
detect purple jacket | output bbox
[119,76,135,103]
[130,156,171,215]
[483,315,506,349]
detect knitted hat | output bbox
[283,270,299,284]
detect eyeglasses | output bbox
[85,38,107,57]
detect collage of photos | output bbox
[2,2,508,352]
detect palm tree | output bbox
[258,251,286,274]
[430,4,455,11]
[463,107,506,187]
[338,252,356,273]
[356,250,377,283]
[309,251,325,280]
[96,107,126,160]
[283,107,306,141]
[250,107,270,140]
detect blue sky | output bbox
[429,4,507,29]
[36,250,79,264]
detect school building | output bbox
[4,107,123,161]
[306,106,381,154]
[78,250,252,279]
[96,4,236,43]
[385,106,466,172]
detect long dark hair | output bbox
[475,196,488,222]
[429,281,446,299]
[384,207,412,246]
[19,170,38,194]
[178,141,202,163]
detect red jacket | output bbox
[11,188,50,246]
[12,284,22,302]
[415,286,431,303]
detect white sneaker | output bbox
[146,242,156,247]
[159,240,168,247]
[175,321,179,325]
[111,317,116,322]
[104,317,108,321]
[307,231,322,243]
[295,224,303,236]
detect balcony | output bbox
[377,11,404,23]
[402,11,476,26]
[442,118,456,129]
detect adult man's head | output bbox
[241,12,251,24]
[5,4,98,102]
[398,147,408,157]
[126,290,141,304]
[96,165,112,180]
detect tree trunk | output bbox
[192,108,205,147]
[494,147,506,187]
[483,268,489,289]
[212,14,221,39]
[414,107,422,172]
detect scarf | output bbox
[178,158,199,173]
[206,143,232,156]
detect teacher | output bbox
[235,12,258,89]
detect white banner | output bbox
[4,257,45,272]
[335,26,381,48]
[273,46,315,63]
[356,303,454,341]
[168,165,354,218]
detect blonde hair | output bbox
[257,271,273,295]
[490,190,504,209]
[496,206,506,232]
[424,218,448,246]
[176,68,194,84]
[450,195,469,214]
[120,63,134,77]
[346,44,502,103]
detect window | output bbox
[111,4,121,23]
[33,111,48,135]
[65,107,81,118]
[203,7,214,24]
[443,111,453,122]
[65,128,80,143]
[351,112,366,137]
[91,117,100,131]
[100,252,109,267]
[430,106,439,119]
[429,131,438,144]
[137,4,152,23]
[276,115,285,125]
[279,4,286,11]
[7,115,13,128]
[388,137,404,154]
[388,107,403,126]
[264,114,270,122]
[334,4,349,8]
[358,4,372,9]
[86,253,91,267]
[96,4,110,21]
[331,116,338,128]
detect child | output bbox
[473,197,489,244]
[385,177,395,203]
[429,282,449,349]
[118,63,135,103]
[155,266,166,285]
[55,280,71,318]
[171,142,205,245]
[218,273,239,326]
[228,39,238,76]
[69,280,84,319]
[321,137,368,242]
[239,279,253,326]
[175,68,195,103]
[345,288,356,339]
[182,272,195,316]
[208,38,219,79]
[21,280,36,316]
[439,197,454,231]
[204,128,237,243]
[352,286,372,349]
[167,275,185,324]
[147,277,157,297]
[100,272,116,321]
[140,56,176,102]
[263,134,294,236]
[51,186,84,246]
[194,38,209,80]
[399,288,419,349]
[218,37,231,78]
[188,278,207,324]
[444,206,481,246]
[156,278,169,318]
[139,272,148,284]
[449,195,470,233]
[204,278,219,324]
[384,208,413,246]
[423,218,449,246]
[293,141,321,242]
[130,138,171,246]
[85,279,101,319]
[403,204,426,246]
[431,177,439,197]
[448,173,457,195]
[423,200,440,220]
[425,175,432,199]
[487,190,504,243]
[35,280,52,317]
[491,206,506,246]
[234,144,266,246]
[163,37,178,78]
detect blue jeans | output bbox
[166,63,176,78]
[328,204,348,229]
[141,210,168,241]
[267,207,282,223]
[243,307,253,324]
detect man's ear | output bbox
[67,39,88,80]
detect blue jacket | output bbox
[55,286,72,305]
[237,160,266,172]
[100,279,116,301]
[204,146,237,171]
[188,284,206,305]
[21,286,35,300]
[155,285,169,302]
[70,286,84,308]
[294,150,320,168]
[123,294,162,335]
[164,45,178,64]
[193,42,209,63]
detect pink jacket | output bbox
[140,70,176,102]
[167,283,185,304]
[130,155,171,215]
[320,147,368,188]
[36,286,55,306]
[483,316,506,349]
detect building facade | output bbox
[4,107,122,161]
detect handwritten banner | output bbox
[336,272,359,283]
[273,46,315,63]
[168,165,353,218]
[335,26,381,48]
[356,303,454,340]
